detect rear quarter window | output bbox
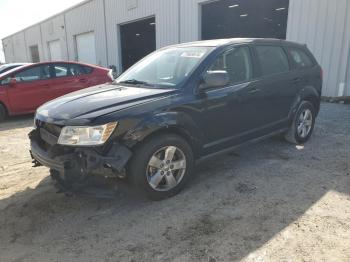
[255,45,290,76]
[83,66,93,74]
[53,64,89,77]
[288,47,314,69]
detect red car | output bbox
[0,61,113,121]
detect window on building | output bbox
[29,45,40,63]
[288,47,314,69]
[208,46,253,84]
[255,46,289,76]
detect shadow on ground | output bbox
[0,114,34,132]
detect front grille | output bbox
[35,119,62,137]
[43,123,62,137]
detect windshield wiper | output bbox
[118,79,151,86]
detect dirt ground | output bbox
[0,102,349,262]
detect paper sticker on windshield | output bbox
[181,51,205,58]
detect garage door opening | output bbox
[75,32,96,65]
[201,0,289,40]
[120,17,156,71]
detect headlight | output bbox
[58,122,117,146]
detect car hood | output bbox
[36,83,177,124]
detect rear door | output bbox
[286,46,320,95]
[7,65,52,113]
[48,63,89,99]
[250,44,295,128]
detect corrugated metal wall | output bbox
[2,0,350,97]
[41,15,68,61]
[104,0,180,70]
[24,25,44,62]
[179,0,207,42]
[65,0,107,66]
[286,0,350,97]
[4,32,28,62]
[2,38,14,63]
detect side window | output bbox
[255,46,289,76]
[208,46,253,84]
[53,64,85,78]
[0,77,11,85]
[14,65,50,82]
[69,64,85,76]
[83,66,93,74]
[54,64,69,77]
[288,47,314,69]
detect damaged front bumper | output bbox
[29,128,132,186]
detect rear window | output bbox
[255,46,290,76]
[288,47,314,69]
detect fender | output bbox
[122,110,204,155]
[288,85,321,121]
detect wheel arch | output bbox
[134,126,201,158]
[0,100,9,115]
[290,86,321,120]
[303,95,320,115]
[122,111,203,159]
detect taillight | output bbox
[107,69,114,81]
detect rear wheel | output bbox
[128,134,194,200]
[0,104,7,122]
[285,101,316,144]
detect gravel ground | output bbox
[0,102,349,262]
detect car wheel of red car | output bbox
[0,104,7,122]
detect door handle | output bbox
[248,88,260,94]
[79,78,87,83]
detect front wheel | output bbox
[127,134,194,200]
[285,101,316,144]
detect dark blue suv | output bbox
[30,38,322,200]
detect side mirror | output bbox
[199,70,230,92]
[9,78,17,86]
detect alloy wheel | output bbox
[297,109,313,138]
[146,146,187,191]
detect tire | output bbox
[0,104,7,122]
[285,101,316,144]
[127,134,194,200]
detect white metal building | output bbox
[2,0,350,97]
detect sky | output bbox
[0,0,83,63]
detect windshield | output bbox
[116,46,213,88]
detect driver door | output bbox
[200,45,264,154]
[7,64,52,113]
